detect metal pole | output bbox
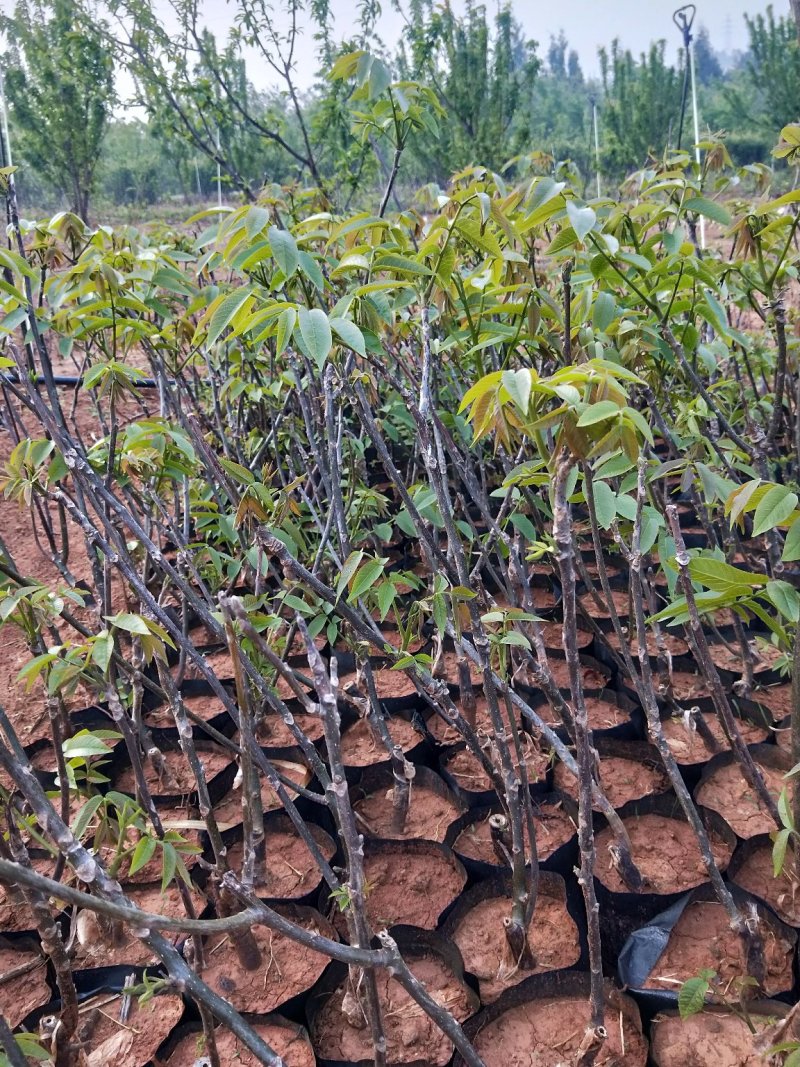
[215,128,222,210]
[0,64,13,170]
[688,34,705,248]
[591,97,601,198]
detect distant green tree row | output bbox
[1,0,799,220]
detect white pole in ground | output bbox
[0,64,13,169]
[688,34,705,248]
[215,128,222,211]
[592,97,601,198]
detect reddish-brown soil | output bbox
[144,691,227,730]
[353,779,462,842]
[542,659,609,690]
[202,914,331,1013]
[340,714,423,766]
[98,803,203,883]
[0,945,50,1026]
[708,640,784,675]
[73,881,206,967]
[661,713,768,764]
[731,840,800,927]
[453,803,575,866]
[649,1008,783,1066]
[579,588,632,620]
[427,697,494,746]
[442,737,550,796]
[0,854,56,931]
[537,619,592,650]
[469,987,648,1066]
[608,628,688,658]
[643,900,794,996]
[222,817,335,899]
[161,1019,316,1066]
[212,759,313,826]
[80,992,184,1067]
[363,667,419,700]
[535,694,631,733]
[436,651,485,686]
[342,846,465,932]
[553,755,669,810]
[752,683,793,719]
[312,953,474,1066]
[114,746,231,797]
[252,708,325,747]
[667,670,711,702]
[695,760,783,839]
[595,813,733,894]
[451,891,581,1002]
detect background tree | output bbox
[598,39,682,173]
[744,6,800,131]
[0,0,115,221]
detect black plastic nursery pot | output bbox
[552,736,672,811]
[443,791,578,881]
[197,806,337,906]
[727,832,800,928]
[617,882,799,1017]
[451,971,649,1066]
[647,1000,790,1066]
[155,1011,316,1066]
[521,685,645,743]
[440,869,587,1004]
[306,925,479,1067]
[0,933,54,1029]
[200,902,338,1020]
[437,737,552,809]
[693,742,790,841]
[657,696,774,789]
[591,792,737,972]
[108,736,237,810]
[321,838,468,937]
[349,763,466,843]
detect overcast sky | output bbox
[183,0,778,93]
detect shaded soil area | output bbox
[453,803,575,866]
[160,1019,316,1066]
[695,760,783,839]
[553,755,669,810]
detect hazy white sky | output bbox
[184,0,778,92]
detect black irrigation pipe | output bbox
[0,373,170,390]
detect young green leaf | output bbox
[297,307,332,370]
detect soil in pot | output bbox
[340,714,424,767]
[0,854,55,932]
[358,667,419,702]
[98,803,203,884]
[695,757,784,839]
[538,619,592,651]
[435,651,485,686]
[352,774,462,842]
[114,745,232,799]
[708,640,784,676]
[594,812,733,895]
[222,815,336,900]
[649,1005,786,1067]
[334,842,466,933]
[202,907,334,1014]
[427,696,494,746]
[450,799,575,869]
[310,950,474,1066]
[144,690,227,730]
[607,627,689,659]
[78,991,184,1067]
[751,683,792,719]
[160,1017,315,1066]
[553,751,669,810]
[449,881,581,1003]
[642,899,794,996]
[73,881,207,968]
[212,757,313,825]
[0,943,50,1026]
[542,657,609,691]
[666,669,711,702]
[661,712,768,766]
[578,587,631,620]
[440,736,550,799]
[463,979,648,1067]
[534,692,634,733]
[729,836,800,927]
[252,709,325,748]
